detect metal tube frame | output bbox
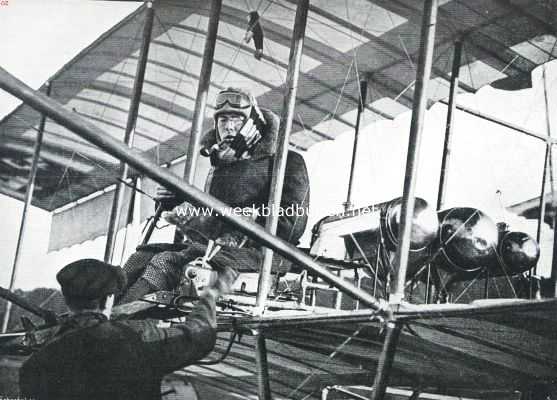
[551,146,557,296]
[255,332,272,400]
[0,66,385,313]
[544,65,556,213]
[173,0,222,244]
[182,0,221,184]
[345,79,368,212]
[254,1,309,397]
[542,65,557,297]
[322,385,369,400]
[437,39,462,210]
[535,144,550,276]
[390,0,438,305]
[104,1,155,263]
[369,321,403,400]
[255,0,309,312]
[0,286,57,325]
[371,1,438,395]
[439,100,555,143]
[1,82,51,333]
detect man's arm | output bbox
[19,356,41,399]
[125,291,217,375]
[125,265,236,375]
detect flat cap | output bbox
[56,259,127,299]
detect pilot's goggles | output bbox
[215,91,251,109]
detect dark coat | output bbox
[196,108,310,245]
[19,296,216,400]
[120,109,311,292]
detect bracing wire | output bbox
[216,0,277,90]
[153,11,202,139]
[42,16,144,211]
[47,151,77,211]
[454,0,556,62]
[286,321,376,399]
[10,114,158,205]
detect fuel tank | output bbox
[310,197,439,278]
[380,197,440,252]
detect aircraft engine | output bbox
[495,230,540,275]
[433,207,499,273]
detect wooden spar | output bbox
[0,66,386,312]
[390,0,438,305]
[255,0,309,311]
[1,82,51,333]
[104,2,154,263]
[535,146,550,277]
[0,286,57,326]
[550,180,557,297]
[395,297,557,321]
[543,65,557,296]
[369,321,403,400]
[437,40,462,210]
[439,99,554,143]
[217,309,380,331]
[255,333,272,400]
[345,79,368,212]
[552,144,557,296]
[339,79,367,308]
[254,0,309,397]
[373,1,438,397]
[322,385,369,400]
[536,66,553,263]
[182,0,221,184]
[173,0,222,244]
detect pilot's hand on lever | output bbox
[215,233,243,248]
[228,118,262,159]
[162,201,197,229]
[155,186,185,211]
[204,265,239,298]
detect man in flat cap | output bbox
[19,258,236,400]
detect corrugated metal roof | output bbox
[1,0,556,211]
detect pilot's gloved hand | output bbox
[155,186,186,211]
[216,109,264,163]
[215,232,243,248]
[214,208,259,247]
[205,265,238,297]
[229,116,262,159]
[162,202,197,227]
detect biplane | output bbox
[1,1,557,399]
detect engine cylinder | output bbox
[434,207,498,272]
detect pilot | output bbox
[118,87,310,303]
[19,258,236,399]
